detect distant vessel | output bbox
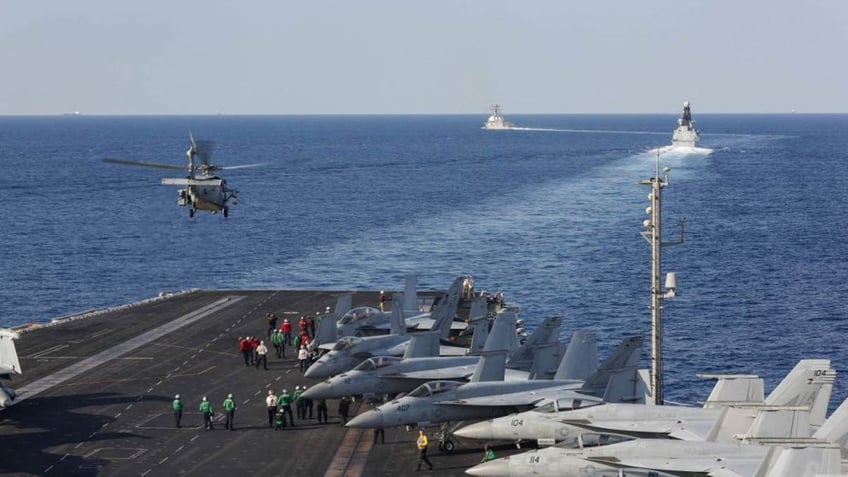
[482,104,515,130]
[671,101,699,148]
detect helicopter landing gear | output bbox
[189,208,195,218]
[223,207,228,218]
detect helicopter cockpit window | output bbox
[338,307,381,325]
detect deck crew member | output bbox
[416,429,434,471]
[199,396,215,431]
[481,444,496,463]
[316,398,328,424]
[239,337,251,366]
[265,390,278,428]
[223,393,236,430]
[298,345,309,372]
[266,312,278,338]
[281,319,292,345]
[272,329,284,358]
[294,386,306,420]
[255,340,269,370]
[173,394,183,428]
[277,389,294,427]
[338,395,351,426]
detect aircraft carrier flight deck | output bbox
[0,290,511,476]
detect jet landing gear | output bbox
[436,422,461,453]
[189,208,195,218]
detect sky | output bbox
[1,1,846,115]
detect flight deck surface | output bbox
[0,290,507,476]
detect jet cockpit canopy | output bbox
[332,336,364,351]
[337,306,383,326]
[407,380,464,398]
[353,355,403,372]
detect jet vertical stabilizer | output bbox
[311,293,351,350]
[506,316,562,372]
[764,359,835,427]
[430,276,466,340]
[812,397,848,459]
[601,367,651,404]
[403,331,440,359]
[578,335,643,397]
[528,341,566,380]
[743,406,812,440]
[482,310,517,353]
[389,293,407,336]
[402,274,420,315]
[699,373,765,408]
[470,351,507,383]
[553,330,598,381]
[466,297,492,355]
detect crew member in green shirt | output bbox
[199,396,215,431]
[277,389,294,427]
[223,393,236,430]
[173,394,183,428]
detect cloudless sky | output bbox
[1,1,846,114]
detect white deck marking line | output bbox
[156,380,163,385]
[88,432,97,438]
[159,457,168,464]
[115,412,122,418]
[183,361,189,366]
[141,469,151,476]
[254,390,261,396]
[74,443,83,449]
[60,454,70,461]
[12,296,245,405]
[125,404,133,410]
[190,435,199,442]
[146,387,154,393]
[242,399,250,404]
[44,466,53,473]
[275,376,281,381]
[29,344,68,359]
[175,445,184,453]
[265,383,271,388]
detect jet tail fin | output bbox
[698,373,764,408]
[764,359,835,426]
[403,331,440,359]
[470,350,507,383]
[389,293,406,336]
[402,274,420,315]
[812,397,848,458]
[601,367,651,404]
[310,295,349,351]
[480,309,518,353]
[579,335,642,396]
[506,316,562,372]
[527,342,566,380]
[466,297,492,355]
[430,276,466,341]
[553,330,598,381]
[752,445,841,477]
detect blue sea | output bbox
[1,114,846,410]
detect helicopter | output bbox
[104,133,261,218]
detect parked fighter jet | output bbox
[345,333,646,430]
[0,329,21,408]
[305,278,468,379]
[465,398,848,477]
[455,359,836,447]
[336,274,425,337]
[302,313,563,401]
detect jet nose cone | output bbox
[465,458,510,477]
[346,409,383,429]
[304,362,327,379]
[301,382,329,400]
[454,420,493,440]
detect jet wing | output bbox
[586,456,759,477]
[436,388,592,408]
[561,418,716,441]
[383,366,476,381]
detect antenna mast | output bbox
[639,151,684,405]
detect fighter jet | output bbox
[304,277,468,379]
[335,274,427,337]
[465,399,848,477]
[302,313,564,401]
[0,329,21,408]
[345,332,646,430]
[455,359,836,447]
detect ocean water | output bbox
[1,114,846,409]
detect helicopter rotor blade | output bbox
[215,162,266,170]
[193,140,215,166]
[103,158,185,171]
